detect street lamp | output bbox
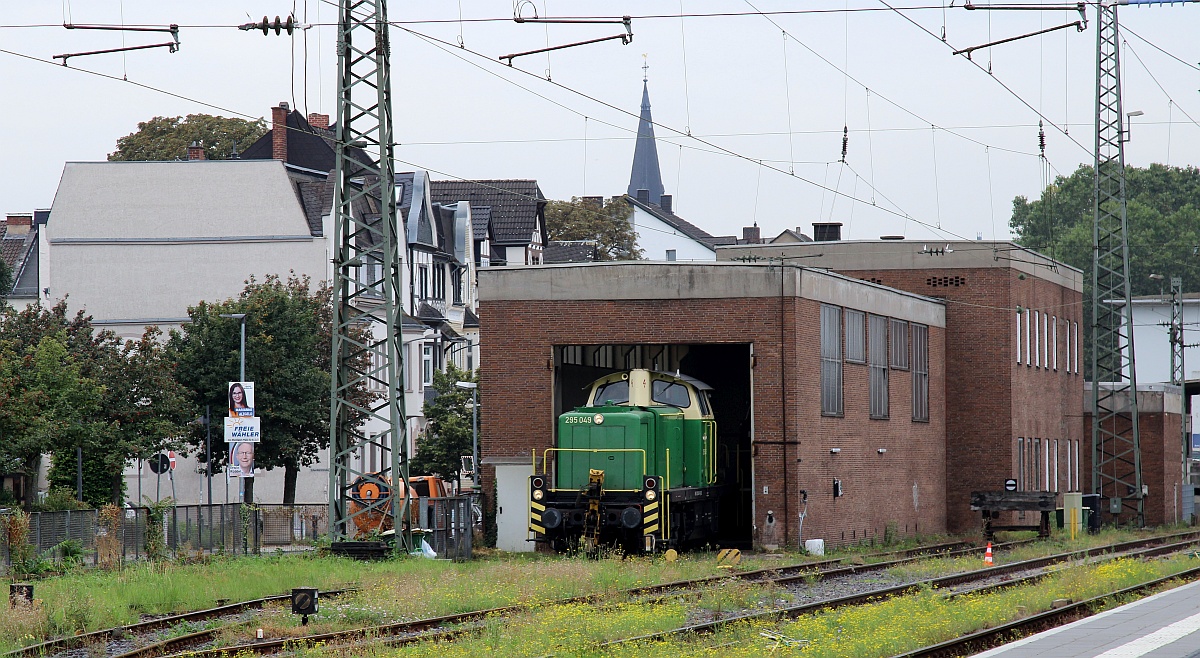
[219,313,248,381]
[455,381,479,489]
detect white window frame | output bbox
[1016,311,1022,364]
[1043,312,1049,368]
[1034,311,1040,368]
[1053,439,1060,492]
[1052,316,1058,371]
[422,343,434,387]
[1073,322,1079,374]
[1025,311,1031,366]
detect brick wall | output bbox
[1082,409,1185,526]
[836,267,1084,532]
[479,293,946,549]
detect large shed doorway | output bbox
[553,343,753,547]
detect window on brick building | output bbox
[1052,316,1058,370]
[1025,310,1031,366]
[1043,312,1049,368]
[1065,437,1072,490]
[1018,438,1025,490]
[1043,438,1050,491]
[890,319,909,370]
[1053,439,1060,492]
[1033,438,1041,490]
[846,310,866,363]
[912,324,929,422]
[1016,311,1022,365]
[1033,311,1040,368]
[820,305,843,416]
[1073,322,1079,374]
[869,314,889,419]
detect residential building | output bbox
[430,179,547,266]
[1,211,45,308]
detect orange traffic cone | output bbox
[984,542,994,567]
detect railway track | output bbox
[585,532,1200,656]
[17,539,963,658]
[124,533,1195,658]
[3,589,358,658]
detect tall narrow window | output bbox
[890,319,909,369]
[1044,439,1050,491]
[845,310,866,363]
[418,265,430,300]
[1073,322,1079,374]
[1065,437,1072,490]
[912,324,929,422]
[1016,311,1022,364]
[1053,439,1060,492]
[1033,438,1041,490]
[1018,438,1025,491]
[422,343,434,387]
[1052,316,1058,371]
[1025,310,1031,366]
[1033,311,1040,368]
[869,314,889,419]
[820,305,843,416]
[1043,312,1049,368]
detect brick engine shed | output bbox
[478,262,947,550]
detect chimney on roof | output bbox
[186,141,206,161]
[5,214,32,236]
[582,196,603,209]
[636,188,650,204]
[272,102,290,162]
[659,194,672,213]
[813,222,843,242]
[742,224,761,244]
[307,113,330,130]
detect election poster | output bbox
[224,416,261,443]
[228,381,255,417]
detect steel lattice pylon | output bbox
[1090,0,1143,527]
[328,0,411,553]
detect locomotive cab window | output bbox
[697,390,712,416]
[652,380,691,408]
[592,380,629,405]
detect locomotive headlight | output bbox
[532,489,544,501]
[593,413,604,424]
[645,489,657,501]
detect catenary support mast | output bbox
[1090,0,1142,526]
[328,0,411,553]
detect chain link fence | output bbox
[1,504,265,574]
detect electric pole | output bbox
[328,0,412,554]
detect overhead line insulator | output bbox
[239,15,295,36]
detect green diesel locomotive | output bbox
[529,369,721,553]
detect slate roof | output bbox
[241,110,373,176]
[430,180,545,246]
[296,179,333,237]
[627,81,665,204]
[472,206,492,240]
[544,241,598,264]
[625,195,734,249]
[2,217,40,297]
[462,308,480,329]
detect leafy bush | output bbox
[32,487,89,512]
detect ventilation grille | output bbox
[926,275,966,288]
[867,278,884,285]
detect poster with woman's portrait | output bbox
[228,381,255,417]
[228,441,255,478]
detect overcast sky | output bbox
[4,1,1199,246]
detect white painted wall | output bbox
[631,206,715,262]
[1125,300,1200,384]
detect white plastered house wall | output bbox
[630,205,715,262]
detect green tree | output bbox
[169,275,376,504]
[546,197,643,261]
[0,301,193,506]
[109,114,267,161]
[411,365,477,480]
[1011,163,1200,378]
[0,335,102,511]
[0,259,13,302]
[48,327,193,506]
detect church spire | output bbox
[627,60,665,206]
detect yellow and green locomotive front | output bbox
[529,369,718,553]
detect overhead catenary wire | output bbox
[398,25,972,241]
